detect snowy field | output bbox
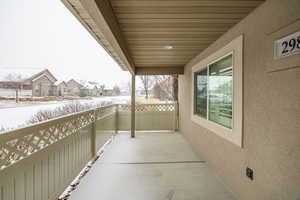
[0,96,130,131]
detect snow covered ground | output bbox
[0,96,130,131]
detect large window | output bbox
[194,68,208,118]
[194,54,233,129]
[191,35,243,147]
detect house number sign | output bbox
[274,30,300,59]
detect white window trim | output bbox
[191,35,243,147]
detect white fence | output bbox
[0,88,32,98]
[118,103,178,131]
[0,103,177,200]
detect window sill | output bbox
[191,114,242,147]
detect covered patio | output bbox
[1,0,299,199]
[69,132,235,200]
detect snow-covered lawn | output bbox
[0,96,130,131]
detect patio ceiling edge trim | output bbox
[61,0,135,75]
[135,67,184,75]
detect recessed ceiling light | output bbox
[164,45,173,50]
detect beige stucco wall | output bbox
[179,0,300,199]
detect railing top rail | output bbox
[0,104,117,137]
[118,102,177,106]
[95,103,116,110]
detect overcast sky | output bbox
[0,0,131,87]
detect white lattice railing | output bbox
[0,104,118,200]
[118,103,176,112]
[0,110,95,170]
[118,103,178,131]
[0,103,178,200]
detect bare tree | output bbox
[127,81,132,95]
[99,84,105,95]
[154,76,172,99]
[4,73,23,82]
[113,85,121,96]
[0,126,6,134]
[119,80,131,95]
[4,73,23,103]
[139,76,155,99]
[172,75,178,101]
[153,75,178,101]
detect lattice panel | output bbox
[0,110,95,170]
[118,104,175,112]
[136,104,175,112]
[96,105,117,120]
[118,104,131,112]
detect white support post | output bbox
[131,75,136,138]
[15,89,19,103]
[91,109,97,157]
[115,105,118,135]
[174,102,179,131]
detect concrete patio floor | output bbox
[69,132,235,200]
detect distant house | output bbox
[66,79,83,96]
[112,85,121,96]
[53,81,68,97]
[66,79,107,97]
[120,89,129,96]
[101,85,121,96]
[97,84,105,96]
[30,70,57,96]
[103,86,114,96]
[0,68,57,97]
[90,82,105,96]
[79,81,98,97]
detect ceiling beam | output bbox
[135,67,184,75]
[62,0,135,74]
[93,0,135,74]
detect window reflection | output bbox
[208,55,233,129]
[194,69,207,118]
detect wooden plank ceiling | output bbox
[109,0,265,69]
